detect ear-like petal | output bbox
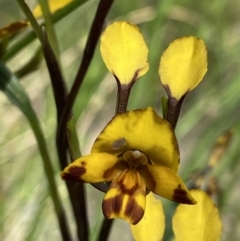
[102,169,146,224]
[100,21,149,84]
[92,107,179,172]
[131,192,165,241]
[139,165,196,204]
[173,189,222,241]
[159,36,207,100]
[61,153,122,183]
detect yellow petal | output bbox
[33,0,73,18]
[131,192,165,241]
[0,21,29,38]
[139,165,196,204]
[92,107,179,172]
[100,21,149,84]
[61,153,122,183]
[159,36,207,100]
[173,189,222,241]
[102,169,146,224]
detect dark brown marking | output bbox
[69,166,86,176]
[61,172,84,182]
[102,194,123,218]
[164,85,187,129]
[172,184,193,204]
[81,161,86,166]
[114,194,124,213]
[118,180,138,196]
[124,197,144,225]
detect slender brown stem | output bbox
[57,0,115,148]
[56,1,115,240]
[97,219,114,241]
[42,29,67,123]
[43,30,89,241]
[115,79,134,114]
[164,86,186,129]
[165,96,185,129]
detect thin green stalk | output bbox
[42,25,89,241]
[27,110,72,241]
[0,64,72,241]
[16,0,44,43]
[37,0,60,62]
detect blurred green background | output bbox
[1,0,240,240]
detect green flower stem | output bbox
[67,118,89,241]
[15,46,43,78]
[37,0,60,62]
[27,108,72,241]
[3,0,88,62]
[67,116,82,160]
[17,0,60,62]
[0,64,72,241]
[16,0,44,43]
[42,25,90,241]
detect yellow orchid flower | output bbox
[131,190,222,241]
[61,107,196,224]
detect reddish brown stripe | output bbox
[172,184,192,204]
[61,172,83,182]
[124,197,144,225]
[102,194,123,218]
[61,166,86,182]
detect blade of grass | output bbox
[2,0,89,62]
[37,0,61,62]
[42,25,89,241]
[0,64,72,241]
[16,0,44,43]
[15,46,43,78]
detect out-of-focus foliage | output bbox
[0,0,240,240]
